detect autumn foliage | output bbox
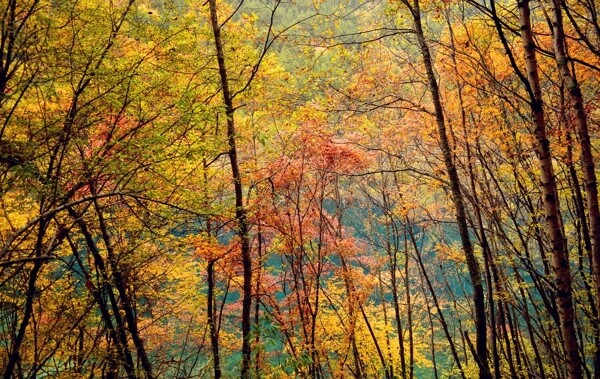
[1,0,600,378]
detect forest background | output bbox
[1,0,600,378]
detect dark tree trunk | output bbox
[3,220,46,379]
[208,260,222,379]
[549,1,600,375]
[402,1,490,376]
[207,2,253,377]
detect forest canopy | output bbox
[1,0,600,378]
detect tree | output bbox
[393,1,490,377]
[516,1,582,376]
[548,0,600,374]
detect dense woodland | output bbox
[1,0,600,378]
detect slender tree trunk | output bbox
[379,273,395,379]
[203,162,222,379]
[254,228,263,379]
[445,7,500,370]
[69,209,137,379]
[517,1,582,377]
[501,272,520,378]
[382,186,405,378]
[562,89,600,378]
[402,1,489,376]
[359,304,390,379]
[94,201,154,379]
[67,234,137,379]
[404,242,414,379]
[207,1,253,377]
[424,289,439,379]
[408,222,467,379]
[3,219,46,379]
[208,260,222,379]
[548,1,600,375]
[388,236,406,379]
[340,253,364,379]
[506,302,524,377]
[515,270,547,379]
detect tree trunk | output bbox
[69,209,137,379]
[2,220,46,379]
[408,222,467,379]
[207,2,253,377]
[517,1,582,377]
[403,0,490,376]
[208,260,222,379]
[94,200,154,379]
[548,0,600,375]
